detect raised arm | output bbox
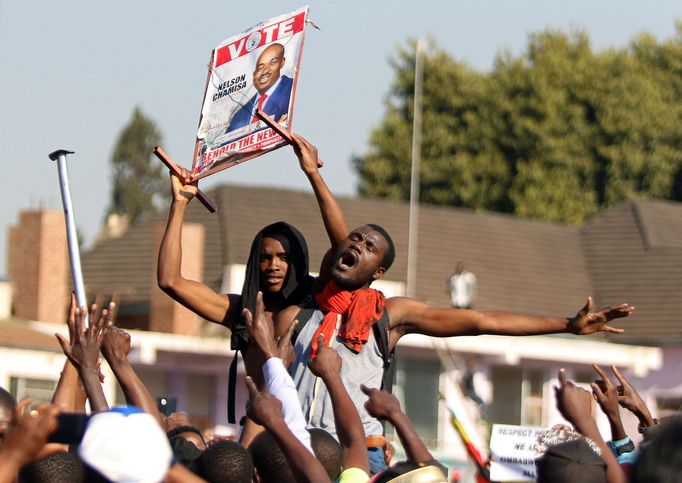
[157,170,237,326]
[55,304,112,412]
[308,335,369,475]
[51,294,80,412]
[245,377,331,483]
[387,296,634,350]
[591,365,627,442]
[101,325,163,425]
[361,385,434,467]
[243,292,312,452]
[555,370,626,483]
[610,365,657,435]
[0,403,60,483]
[291,134,348,247]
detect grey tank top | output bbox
[289,309,384,439]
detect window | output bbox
[396,357,440,447]
[521,369,545,427]
[573,370,595,385]
[186,374,213,425]
[10,377,57,405]
[490,366,522,425]
[490,366,546,427]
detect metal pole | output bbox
[49,149,88,320]
[407,39,424,299]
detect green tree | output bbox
[355,40,510,213]
[355,26,682,224]
[107,107,165,223]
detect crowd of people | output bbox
[0,134,679,482]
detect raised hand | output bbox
[276,319,298,369]
[170,168,198,203]
[554,370,628,483]
[307,335,341,381]
[554,369,593,426]
[65,295,108,379]
[591,364,627,440]
[101,325,132,363]
[13,398,33,422]
[244,376,282,429]
[360,384,402,421]
[360,385,435,469]
[55,302,114,371]
[291,133,322,175]
[610,365,655,426]
[243,291,277,360]
[591,364,621,419]
[1,403,60,467]
[245,378,332,483]
[567,297,634,335]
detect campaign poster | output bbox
[192,6,309,179]
[489,424,547,482]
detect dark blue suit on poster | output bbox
[227,75,293,132]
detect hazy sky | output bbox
[1,0,680,275]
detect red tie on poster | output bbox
[251,94,269,124]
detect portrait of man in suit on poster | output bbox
[227,42,293,133]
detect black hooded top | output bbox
[230,221,313,351]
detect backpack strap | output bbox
[227,352,240,423]
[290,296,318,344]
[372,310,395,394]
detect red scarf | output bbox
[311,280,386,358]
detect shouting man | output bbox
[278,224,635,473]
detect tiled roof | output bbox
[80,186,682,346]
[0,318,61,352]
[82,199,224,304]
[582,199,682,345]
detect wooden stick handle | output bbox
[255,109,323,168]
[153,146,217,213]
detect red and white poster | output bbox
[192,6,309,179]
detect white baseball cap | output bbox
[78,406,173,483]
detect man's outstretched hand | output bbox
[567,297,634,335]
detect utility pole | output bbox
[406,39,424,299]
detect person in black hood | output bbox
[232,221,313,352]
[157,133,348,431]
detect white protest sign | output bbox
[489,424,547,482]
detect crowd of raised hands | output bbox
[535,364,678,483]
[0,291,678,482]
[0,293,449,483]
